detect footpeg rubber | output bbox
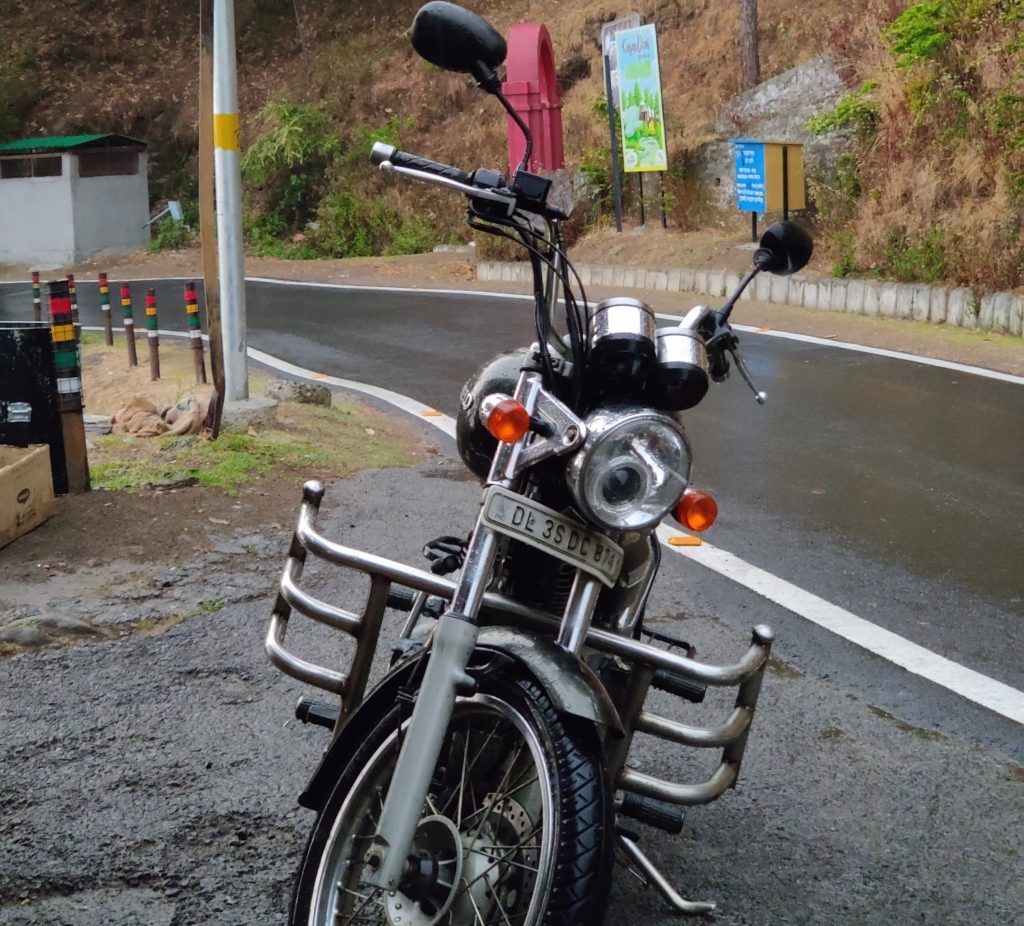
[619,791,686,834]
[386,587,417,611]
[295,697,338,730]
[651,669,707,704]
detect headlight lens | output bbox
[566,407,692,530]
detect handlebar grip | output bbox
[371,142,472,186]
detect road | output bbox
[1,277,1021,924]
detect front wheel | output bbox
[290,671,612,926]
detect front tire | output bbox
[290,671,612,926]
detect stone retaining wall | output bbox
[477,261,1024,337]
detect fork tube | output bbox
[365,524,498,891]
[556,572,602,655]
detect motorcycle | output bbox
[266,3,813,923]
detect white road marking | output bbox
[655,525,1024,725]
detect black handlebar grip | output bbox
[651,669,707,704]
[370,142,472,186]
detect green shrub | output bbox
[883,1,953,68]
[806,81,878,136]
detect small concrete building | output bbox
[0,134,149,265]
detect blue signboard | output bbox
[733,140,766,212]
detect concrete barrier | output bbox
[475,260,1021,337]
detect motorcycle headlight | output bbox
[565,407,692,531]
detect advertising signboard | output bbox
[600,14,641,110]
[615,24,668,173]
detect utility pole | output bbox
[199,0,226,434]
[213,0,249,402]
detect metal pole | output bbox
[638,172,646,226]
[751,211,757,243]
[782,146,790,221]
[603,54,624,233]
[99,272,113,345]
[121,284,138,367]
[213,0,248,402]
[145,288,161,381]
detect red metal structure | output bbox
[502,22,564,176]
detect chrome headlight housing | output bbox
[565,406,692,531]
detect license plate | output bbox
[481,486,623,587]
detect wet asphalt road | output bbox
[1,278,1022,924]
[2,278,1021,741]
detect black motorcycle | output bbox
[267,3,813,923]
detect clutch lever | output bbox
[703,311,767,405]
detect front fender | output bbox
[474,627,624,735]
[298,627,623,812]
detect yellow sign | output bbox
[764,142,805,212]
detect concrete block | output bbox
[667,269,681,291]
[802,281,818,309]
[602,266,616,287]
[679,269,695,292]
[693,270,709,294]
[611,266,625,287]
[895,284,914,320]
[829,280,847,312]
[709,270,726,298]
[911,285,931,323]
[756,273,773,302]
[653,270,669,291]
[266,380,331,406]
[962,291,979,330]
[977,294,995,330]
[787,277,804,306]
[879,283,897,318]
[946,288,968,327]
[477,261,497,281]
[724,272,742,298]
[816,279,832,311]
[863,282,881,317]
[578,265,592,286]
[621,267,637,288]
[770,274,790,304]
[990,293,1012,334]
[846,280,865,315]
[1009,296,1023,337]
[221,397,278,432]
[499,263,512,282]
[929,288,947,325]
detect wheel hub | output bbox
[387,815,463,926]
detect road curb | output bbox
[477,261,1024,338]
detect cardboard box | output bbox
[0,444,56,550]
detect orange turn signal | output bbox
[674,489,718,532]
[486,399,531,443]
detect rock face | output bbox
[690,55,850,212]
[265,379,332,407]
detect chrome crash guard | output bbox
[268,482,774,812]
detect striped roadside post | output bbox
[67,273,80,342]
[121,283,138,366]
[46,279,90,492]
[185,281,207,384]
[145,288,161,381]
[99,272,114,345]
[31,271,41,322]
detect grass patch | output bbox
[89,389,417,493]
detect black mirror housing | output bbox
[754,221,813,276]
[411,2,507,78]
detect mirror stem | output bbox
[718,267,760,323]
[474,62,533,176]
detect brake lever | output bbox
[729,344,767,405]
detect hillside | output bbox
[0,0,1020,289]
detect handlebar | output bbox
[370,142,473,186]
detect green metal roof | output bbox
[0,133,147,155]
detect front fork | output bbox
[363,522,499,890]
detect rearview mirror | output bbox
[754,221,813,276]
[411,2,507,80]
